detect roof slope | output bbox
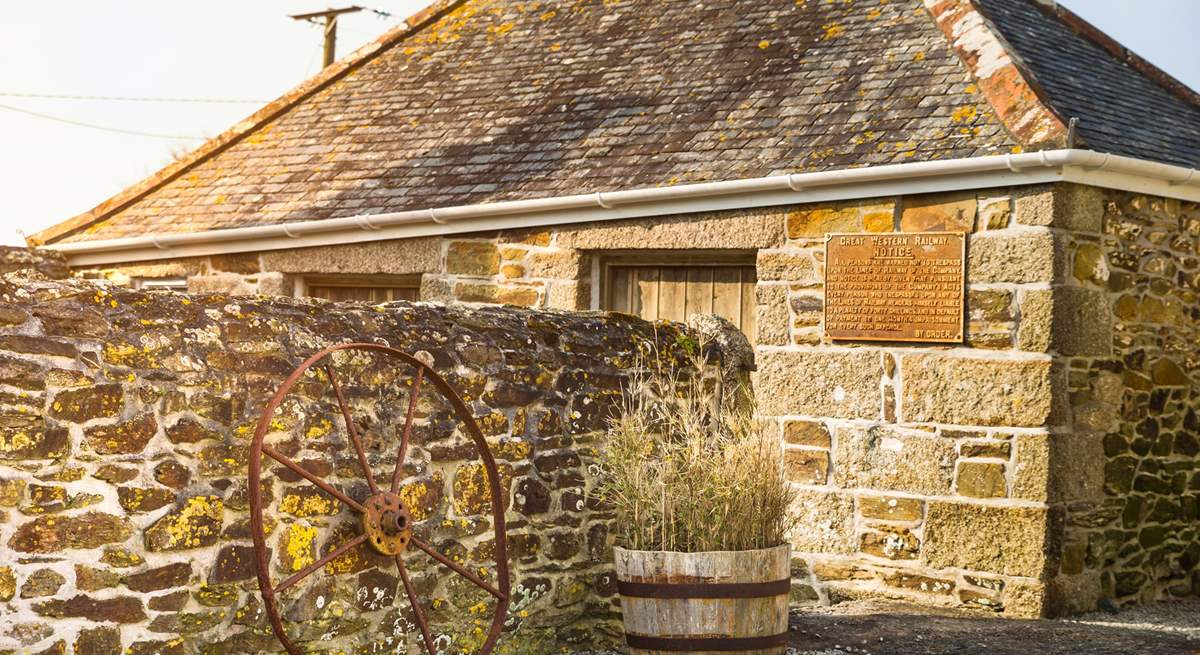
[976,0,1200,169]
[38,0,1017,245]
[34,0,1199,246]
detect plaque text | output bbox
[824,232,965,343]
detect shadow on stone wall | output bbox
[0,257,727,654]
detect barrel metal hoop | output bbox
[624,632,789,651]
[617,578,790,599]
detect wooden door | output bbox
[306,285,419,302]
[606,264,757,342]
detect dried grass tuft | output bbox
[596,343,796,553]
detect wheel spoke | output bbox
[275,532,368,594]
[325,364,379,495]
[391,367,425,493]
[263,445,364,513]
[410,536,505,600]
[397,556,437,655]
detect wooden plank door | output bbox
[606,264,757,343]
[306,285,419,302]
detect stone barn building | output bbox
[27,0,1200,621]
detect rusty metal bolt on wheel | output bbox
[249,343,511,654]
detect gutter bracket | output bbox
[428,208,448,224]
[1082,152,1112,171]
[1169,169,1196,187]
[786,174,803,192]
[594,192,614,209]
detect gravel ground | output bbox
[571,599,1200,655]
[786,599,1200,655]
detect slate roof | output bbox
[976,0,1200,169]
[34,0,1200,246]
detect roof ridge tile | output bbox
[923,0,1069,150]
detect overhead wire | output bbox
[1,9,394,140]
[0,102,207,140]
[0,91,266,104]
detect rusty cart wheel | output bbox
[249,342,511,654]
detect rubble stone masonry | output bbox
[1055,190,1200,612]
[71,182,1200,622]
[0,251,711,654]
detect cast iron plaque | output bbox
[824,232,965,343]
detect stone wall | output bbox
[75,207,785,310]
[0,269,708,654]
[68,183,1200,619]
[1055,190,1200,611]
[752,188,1075,618]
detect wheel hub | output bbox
[362,492,412,555]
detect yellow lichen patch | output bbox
[281,523,318,572]
[279,488,340,518]
[758,39,770,49]
[511,409,527,438]
[148,495,223,551]
[398,471,444,522]
[490,438,531,461]
[322,535,367,575]
[452,462,514,516]
[101,341,160,368]
[475,412,510,437]
[245,124,274,146]
[951,106,978,123]
[0,430,35,453]
[912,51,925,62]
[27,485,67,510]
[867,7,882,19]
[821,22,843,39]
[101,343,137,364]
[195,582,238,605]
[46,369,92,389]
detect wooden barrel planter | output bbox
[614,545,791,654]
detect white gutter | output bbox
[46,149,1200,267]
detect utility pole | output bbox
[290,6,363,68]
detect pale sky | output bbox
[2,1,1197,247]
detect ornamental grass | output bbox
[596,344,796,553]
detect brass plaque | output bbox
[824,232,965,343]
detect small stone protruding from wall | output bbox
[0,247,69,279]
[688,313,756,375]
